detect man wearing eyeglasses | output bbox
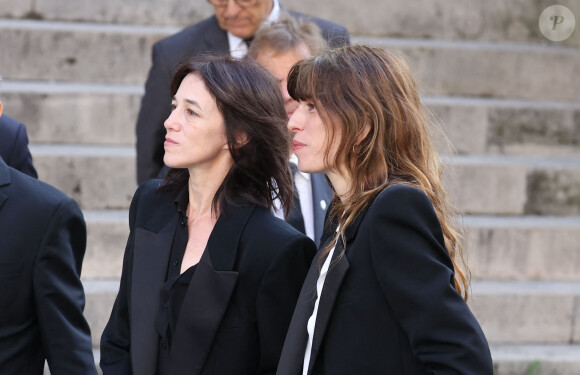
[135,0,349,185]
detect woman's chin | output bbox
[296,162,322,175]
[163,158,182,170]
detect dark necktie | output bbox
[243,37,253,47]
[287,163,306,234]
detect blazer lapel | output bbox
[279,201,372,375]
[307,240,350,374]
[310,173,333,245]
[201,16,229,55]
[166,202,255,374]
[276,246,326,375]
[131,215,177,375]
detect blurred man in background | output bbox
[135,0,349,184]
[0,101,97,375]
[247,16,332,245]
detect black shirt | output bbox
[155,188,198,374]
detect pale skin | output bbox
[163,74,234,273]
[255,43,312,119]
[212,0,274,40]
[288,100,369,203]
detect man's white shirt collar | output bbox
[289,153,310,181]
[228,0,281,59]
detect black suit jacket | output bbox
[0,158,96,374]
[157,169,333,245]
[0,114,38,178]
[100,180,317,375]
[285,172,332,246]
[136,11,350,183]
[278,185,493,375]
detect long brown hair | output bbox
[161,55,294,216]
[287,45,469,299]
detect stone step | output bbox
[468,281,580,345]
[81,279,580,347]
[84,280,118,348]
[3,81,579,156]
[1,19,578,101]
[30,145,580,214]
[445,154,580,216]
[0,19,175,85]
[360,37,580,102]
[81,211,580,282]
[3,0,578,48]
[426,97,580,158]
[290,0,580,48]
[0,81,142,146]
[464,216,580,281]
[2,0,214,28]
[30,144,136,209]
[490,344,580,375]
[83,210,128,279]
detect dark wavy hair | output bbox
[160,55,293,216]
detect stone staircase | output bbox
[1,0,579,374]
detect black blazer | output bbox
[100,180,317,375]
[0,158,96,375]
[310,173,332,245]
[277,185,493,375]
[136,11,350,183]
[0,114,38,178]
[285,172,332,246]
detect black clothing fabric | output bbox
[277,185,493,375]
[100,179,317,375]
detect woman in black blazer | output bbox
[277,45,493,374]
[100,56,316,375]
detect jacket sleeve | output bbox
[33,198,97,375]
[369,186,493,374]
[256,233,317,375]
[100,185,143,375]
[135,42,173,184]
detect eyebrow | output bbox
[172,96,202,110]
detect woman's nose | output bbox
[164,108,179,131]
[287,108,303,133]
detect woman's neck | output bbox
[187,160,233,221]
[326,168,352,203]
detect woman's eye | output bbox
[306,102,316,112]
[186,108,197,116]
[170,103,177,111]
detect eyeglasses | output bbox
[207,0,258,7]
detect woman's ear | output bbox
[224,131,249,150]
[234,131,250,148]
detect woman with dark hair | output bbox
[100,56,316,375]
[277,45,493,374]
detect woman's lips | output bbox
[292,140,305,152]
[164,137,178,146]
